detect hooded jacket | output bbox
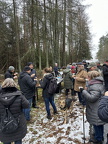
[63,69,73,89]
[18,71,36,99]
[82,76,105,125]
[4,70,14,79]
[0,87,29,143]
[98,96,108,123]
[39,73,54,97]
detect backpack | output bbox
[48,78,58,95]
[0,97,19,134]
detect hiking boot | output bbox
[89,138,103,144]
[47,115,52,120]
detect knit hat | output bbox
[23,66,31,71]
[71,66,75,69]
[87,62,96,68]
[77,62,83,65]
[27,62,33,66]
[8,66,15,71]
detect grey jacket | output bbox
[82,76,105,125]
[63,69,73,89]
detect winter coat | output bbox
[82,76,105,126]
[18,71,37,99]
[74,70,88,92]
[39,73,54,98]
[103,64,108,82]
[63,69,73,89]
[4,70,14,79]
[98,96,108,123]
[0,87,29,143]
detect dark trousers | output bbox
[44,96,57,116]
[4,139,22,144]
[65,89,73,96]
[32,95,36,107]
[93,125,104,141]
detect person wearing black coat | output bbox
[98,91,108,144]
[4,66,18,79]
[18,66,37,121]
[0,78,29,144]
[27,62,39,108]
[39,67,58,120]
[103,60,108,91]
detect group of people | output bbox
[63,60,108,144]
[0,62,59,144]
[0,60,108,144]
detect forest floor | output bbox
[23,91,90,144]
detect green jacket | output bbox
[63,69,73,89]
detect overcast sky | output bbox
[83,0,108,59]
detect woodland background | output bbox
[0,0,106,73]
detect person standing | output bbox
[73,62,88,105]
[39,67,58,120]
[82,71,105,144]
[0,78,29,144]
[63,69,73,97]
[4,66,18,79]
[103,60,108,91]
[54,63,59,77]
[27,62,39,108]
[18,66,37,121]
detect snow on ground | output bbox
[23,93,90,144]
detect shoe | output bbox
[47,115,52,120]
[32,106,39,109]
[53,111,58,115]
[89,138,103,144]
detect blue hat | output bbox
[77,62,83,65]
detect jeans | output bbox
[93,125,104,141]
[44,96,57,116]
[23,98,32,121]
[4,139,22,144]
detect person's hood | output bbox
[88,76,104,85]
[44,73,53,80]
[103,64,108,67]
[63,69,70,74]
[0,91,21,106]
[19,71,29,79]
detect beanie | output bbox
[8,66,15,71]
[23,66,31,71]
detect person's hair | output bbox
[8,66,15,71]
[44,67,52,73]
[88,71,101,80]
[2,78,17,88]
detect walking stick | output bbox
[82,104,86,144]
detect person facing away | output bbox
[18,66,37,121]
[0,78,29,144]
[4,66,18,79]
[82,71,105,144]
[98,91,108,144]
[103,60,108,91]
[63,68,73,97]
[27,62,39,109]
[39,67,58,120]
